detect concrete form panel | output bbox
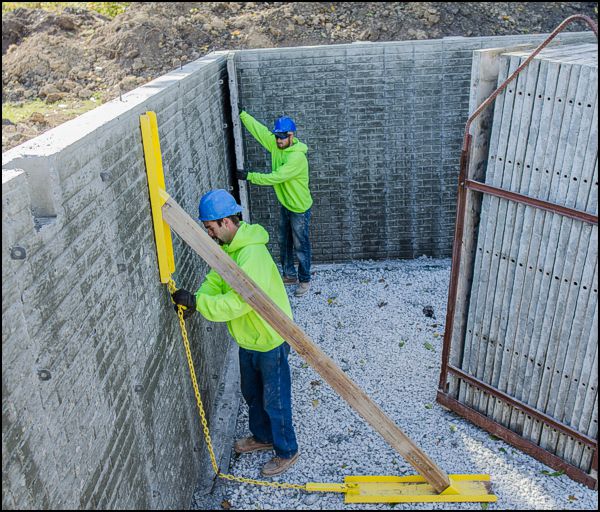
[445,42,598,483]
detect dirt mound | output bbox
[2,2,597,152]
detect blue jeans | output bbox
[238,343,298,458]
[280,205,311,283]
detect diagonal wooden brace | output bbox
[160,195,452,494]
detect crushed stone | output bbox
[193,258,598,510]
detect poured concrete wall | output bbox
[2,53,237,509]
[235,32,594,262]
[2,32,596,510]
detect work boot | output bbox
[282,275,298,285]
[294,282,311,297]
[261,452,300,477]
[234,436,273,454]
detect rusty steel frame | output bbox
[436,393,598,489]
[437,15,599,489]
[464,179,599,225]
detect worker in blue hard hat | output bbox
[236,111,313,298]
[171,189,300,477]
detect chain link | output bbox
[168,278,306,491]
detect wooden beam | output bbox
[161,196,452,494]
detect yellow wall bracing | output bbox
[140,111,175,283]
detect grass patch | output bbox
[2,96,103,124]
[2,2,130,18]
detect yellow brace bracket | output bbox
[140,111,175,283]
[307,474,497,504]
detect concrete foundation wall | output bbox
[2,53,236,509]
[235,32,594,262]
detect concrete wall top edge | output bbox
[232,31,593,58]
[1,52,229,169]
[2,168,24,184]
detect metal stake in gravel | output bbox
[141,111,497,504]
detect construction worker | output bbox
[171,189,300,477]
[236,111,313,297]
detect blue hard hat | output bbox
[272,116,296,134]
[198,189,243,221]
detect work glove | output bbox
[236,169,248,181]
[171,289,196,319]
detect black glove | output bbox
[236,169,248,181]
[171,289,196,319]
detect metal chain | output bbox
[167,278,306,491]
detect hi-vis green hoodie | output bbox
[195,221,293,352]
[240,110,313,213]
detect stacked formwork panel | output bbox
[439,43,598,488]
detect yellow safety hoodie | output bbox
[240,110,313,213]
[195,221,293,352]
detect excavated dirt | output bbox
[2,2,597,151]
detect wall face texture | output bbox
[2,54,235,509]
[235,33,594,262]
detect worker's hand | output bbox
[236,169,248,181]
[171,289,196,319]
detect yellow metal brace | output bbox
[140,111,175,283]
[307,474,496,503]
[140,111,497,505]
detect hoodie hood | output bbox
[223,222,269,254]
[285,139,308,155]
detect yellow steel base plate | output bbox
[342,474,497,503]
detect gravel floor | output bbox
[200,258,598,510]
